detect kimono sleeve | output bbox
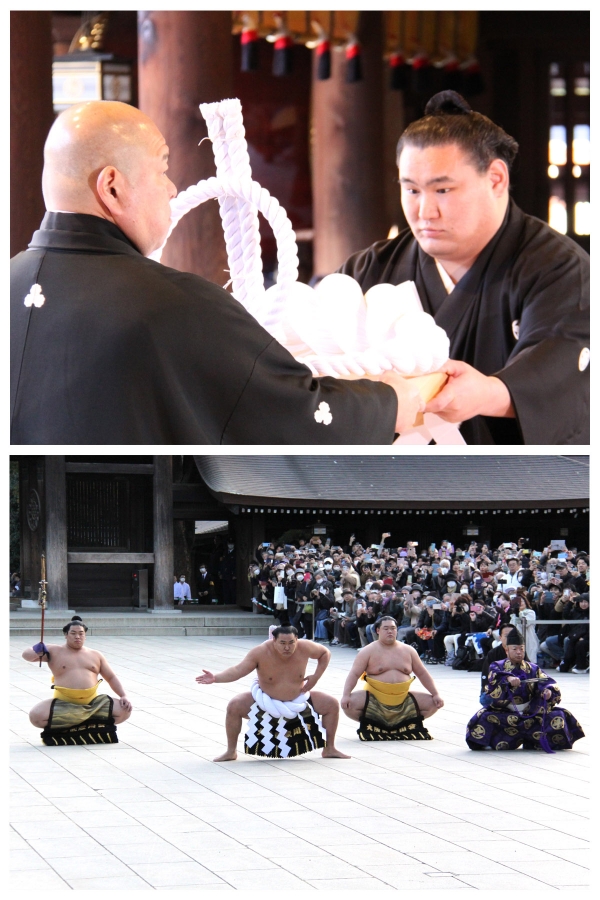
[493,240,589,444]
[485,661,512,703]
[221,337,397,444]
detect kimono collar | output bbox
[29,212,143,257]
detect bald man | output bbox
[11,101,421,445]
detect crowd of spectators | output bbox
[248,533,590,675]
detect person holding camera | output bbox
[459,601,496,657]
[541,591,590,673]
[442,594,471,665]
[413,596,447,663]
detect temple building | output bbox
[12,9,589,279]
[12,455,589,611]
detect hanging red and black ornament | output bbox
[433,14,462,92]
[460,55,485,96]
[410,12,433,94]
[306,20,331,80]
[345,35,362,83]
[389,50,410,90]
[410,49,433,94]
[240,16,259,73]
[390,13,410,91]
[438,51,462,92]
[315,36,331,80]
[267,16,294,77]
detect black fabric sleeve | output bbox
[493,242,589,444]
[221,337,397,445]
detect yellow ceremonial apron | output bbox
[51,680,100,706]
[360,673,415,706]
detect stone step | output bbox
[10,609,273,638]
[12,625,270,637]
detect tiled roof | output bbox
[195,456,588,508]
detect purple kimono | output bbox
[466,659,584,752]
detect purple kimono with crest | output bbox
[466,659,584,752]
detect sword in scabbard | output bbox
[39,553,48,667]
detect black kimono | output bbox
[11,213,397,445]
[340,200,589,444]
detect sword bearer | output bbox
[22,614,133,746]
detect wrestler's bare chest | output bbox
[256,646,309,697]
[48,647,101,686]
[365,643,413,681]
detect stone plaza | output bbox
[10,634,589,892]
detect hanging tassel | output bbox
[272,33,294,76]
[411,50,433,94]
[440,53,462,92]
[389,51,410,90]
[306,21,331,81]
[345,36,362,83]
[266,17,294,77]
[461,56,485,96]
[315,38,331,80]
[240,27,259,73]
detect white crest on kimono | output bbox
[24,284,46,308]
[511,319,520,340]
[578,347,590,371]
[314,401,332,425]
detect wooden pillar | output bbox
[311,12,388,276]
[152,455,174,609]
[10,11,54,257]
[233,517,252,609]
[138,11,234,284]
[45,456,68,610]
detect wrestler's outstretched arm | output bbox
[303,642,331,692]
[99,654,132,712]
[22,643,56,663]
[340,646,372,709]
[410,647,444,708]
[196,648,259,684]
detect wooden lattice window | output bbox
[67,475,130,550]
[547,61,590,240]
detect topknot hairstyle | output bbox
[63,615,88,635]
[397,90,519,173]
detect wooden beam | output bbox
[67,552,155,563]
[45,457,69,609]
[10,11,54,256]
[312,12,388,275]
[137,11,234,284]
[65,463,154,475]
[153,455,174,609]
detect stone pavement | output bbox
[10,635,590,892]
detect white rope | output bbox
[250,679,309,719]
[153,175,298,329]
[200,99,264,313]
[151,97,463,443]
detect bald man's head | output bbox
[42,101,177,255]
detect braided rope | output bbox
[251,679,309,719]
[200,99,264,312]
[151,98,463,443]
[154,176,298,328]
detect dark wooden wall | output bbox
[10,12,54,256]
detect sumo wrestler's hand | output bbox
[196,669,216,684]
[425,360,515,422]
[431,694,444,709]
[303,674,320,693]
[379,371,425,433]
[340,695,352,710]
[118,696,133,712]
